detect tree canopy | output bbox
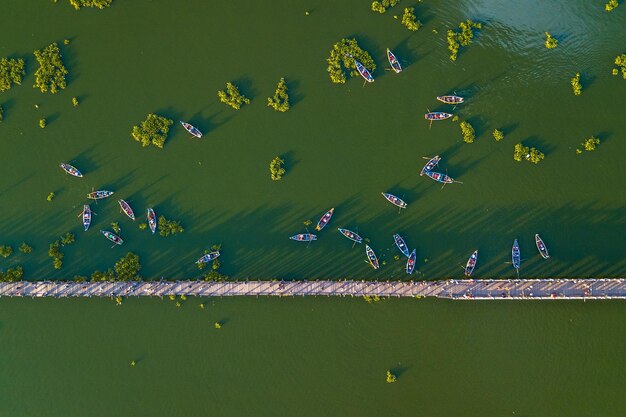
[267,78,290,112]
[33,43,68,93]
[68,0,113,10]
[217,82,250,110]
[0,57,25,92]
[131,113,173,148]
[326,38,376,84]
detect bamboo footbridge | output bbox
[1,279,626,300]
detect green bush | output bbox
[269,156,286,180]
[613,54,626,79]
[0,245,13,258]
[545,32,558,49]
[447,20,481,61]
[68,0,113,10]
[19,243,33,253]
[571,72,582,95]
[131,113,173,148]
[460,121,475,143]
[401,7,422,31]
[386,370,397,383]
[605,0,619,11]
[33,43,68,93]
[158,215,184,237]
[39,119,47,128]
[114,252,141,281]
[326,38,376,84]
[60,232,75,246]
[0,57,25,92]
[72,96,79,107]
[0,266,23,282]
[267,78,290,112]
[371,0,399,13]
[217,82,250,110]
[578,136,600,153]
[514,143,544,163]
[493,129,504,141]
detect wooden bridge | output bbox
[1,279,625,300]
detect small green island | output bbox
[217,82,250,110]
[447,20,482,61]
[326,38,376,84]
[33,42,68,93]
[131,113,173,148]
[267,78,290,112]
[0,57,25,92]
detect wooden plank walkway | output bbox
[0,279,625,300]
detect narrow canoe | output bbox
[147,208,157,234]
[420,155,441,176]
[118,199,135,220]
[81,204,91,231]
[535,234,550,259]
[87,190,114,200]
[465,250,478,277]
[315,208,335,231]
[290,233,317,242]
[424,170,455,184]
[101,230,123,245]
[393,233,410,257]
[196,251,220,264]
[365,245,379,269]
[60,163,83,178]
[436,95,464,105]
[406,249,416,274]
[338,228,363,244]
[180,121,203,138]
[381,192,407,209]
[354,58,374,83]
[512,239,521,270]
[386,48,402,73]
[424,112,452,121]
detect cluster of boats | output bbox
[465,235,550,277]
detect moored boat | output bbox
[196,251,220,264]
[60,163,83,178]
[465,250,478,277]
[118,199,135,220]
[87,190,114,200]
[420,155,441,176]
[354,58,375,83]
[381,192,407,209]
[290,233,317,242]
[424,170,459,185]
[512,239,521,271]
[386,48,402,73]
[81,204,91,231]
[436,95,464,105]
[535,234,550,259]
[406,249,416,274]
[315,208,335,231]
[365,245,379,269]
[393,233,410,257]
[180,121,203,138]
[338,228,363,244]
[424,112,452,121]
[101,230,123,246]
[147,208,157,234]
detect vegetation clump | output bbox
[114,252,141,281]
[570,72,582,95]
[60,232,75,245]
[158,215,184,237]
[267,78,290,112]
[49,241,64,269]
[386,370,397,383]
[19,243,33,253]
[612,54,626,78]
[39,119,47,128]
[72,96,79,107]
[0,266,23,282]
[544,32,558,49]
[493,129,504,141]
[269,156,286,180]
[0,57,25,92]
[401,7,422,31]
[460,121,475,143]
[47,192,55,201]
[33,43,68,93]
[217,82,250,110]
[371,0,399,14]
[576,136,600,154]
[605,0,619,11]
[326,38,376,84]
[447,20,482,61]
[513,143,545,164]
[111,222,120,234]
[131,113,173,149]
[68,0,113,10]
[0,245,13,258]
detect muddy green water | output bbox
[0,1,625,416]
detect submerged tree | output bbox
[570,72,582,95]
[460,121,476,143]
[0,266,23,282]
[0,245,13,258]
[267,78,290,112]
[158,215,184,237]
[269,156,286,180]
[19,243,33,253]
[33,43,68,93]
[513,143,544,164]
[612,54,626,79]
[371,0,399,13]
[493,129,504,141]
[447,20,481,61]
[326,38,376,84]
[217,82,250,110]
[605,0,619,11]
[131,113,173,148]
[0,57,25,92]
[72,96,79,107]
[386,370,397,383]
[577,136,600,154]
[48,240,64,269]
[401,7,422,31]
[544,32,558,49]
[68,0,113,10]
[39,118,47,128]
[114,252,141,281]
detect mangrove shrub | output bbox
[605,0,619,11]
[0,245,13,258]
[72,96,79,107]
[326,38,376,84]
[33,43,68,93]
[131,113,173,148]
[114,252,141,281]
[267,78,290,112]
[545,32,558,49]
[19,243,33,253]
[577,136,600,154]
[68,0,113,10]
[0,57,25,92]
[39,118,46,128]
[447,20,481,61]
[571,73,582,95]
[49,240,63,269]
[269,156,286,180]
[513,143,544,164]
[493,129,504,141]
[401,7,422,31]
[371,0,399,14]
[460,121,475,143]
[217,82,250,110]
[386,370,397,383]
[158,215,184,237]
[613,54,626,79]
[0,266,23,282]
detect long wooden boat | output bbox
[386,48,402,73]
[81,204,91,231]
[381,192,407,209]
[87,190,114,200]
[436,95,464,105]
[420,155,441,176]
[406,249,416,275]
[196,251,220,264]
[393,233,410,257]
[365,245,379,269]
[147,208,157,234]
[315,208,335,231]
[60,163,83,178]
[101,230,123,246]
[180,121,203,138]
[424,170,455,184]
[338,228,362,244]
[354,58,374,83]
[465,250,478,277]
[535,234,550,259]
[512,239,521,271]
[290,233,317,242]
[118,199,135,220]
[424,112,452,121]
